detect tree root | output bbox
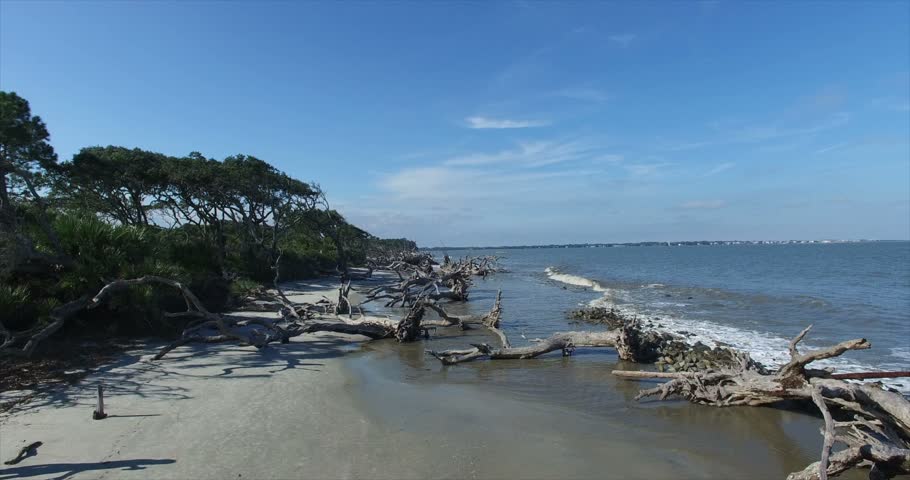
[613,325,910,479]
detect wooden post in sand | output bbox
[92,384,108,420]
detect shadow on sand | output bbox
[0,458,176,479]
[4,334,364,415]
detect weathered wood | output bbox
[0,296,90,357]
[429,330,619,365]
[620,326,910,480]
[811,386,836,480]
[787,445,910,480]
[778,325,871,379]
[152,334,233,360]
[92,384,108,420]
[301,321,393,340]
[395,301,427,342]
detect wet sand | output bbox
[344,332,866,480]
[0,277,864,479]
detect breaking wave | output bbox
[544,267,607,292]
[542,266,909,394]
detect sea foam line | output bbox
[543,267,910,394]
[544,267,607,292]
[587,296,910,394]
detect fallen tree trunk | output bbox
[301,321,392,340]
[615,370,910,382]
[1,275,313,360]
[0,253,495,361]
[428,330,620,365]
[612,370,694,380]
[427,292,637,365]
[362,255,496,308]
[613,325,910,479]
[426,300,688,367]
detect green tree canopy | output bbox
[0,91,58,217]
[60,146,169,226]
[0,91,61,275]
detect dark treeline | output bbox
[0,91,415,340]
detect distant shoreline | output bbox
[424,239,906,251]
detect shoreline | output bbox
[543,263,910,395]
[0,275,871,479]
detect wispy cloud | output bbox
[799,85,847,112]
[814,142,848,155]
[377,138,616,208]
[554,87,610,103]
[378,165,604,203]
[592,154,624,164]
[664,141,715,151]
[465,116,550,129]
[705,162,735,176]
[869,98,910,112]
[444,140,600,167]
[662,112,850,151]
[679,200,726,209]
[491,44,553,87]
[625,162,669,176]
[609,33,637,47]
[735,112,849,142]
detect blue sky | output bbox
[2,1,908,246]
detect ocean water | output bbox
[441,241,910,393]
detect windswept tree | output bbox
[218,155,323,271]
[0,91,62,275]
[292,208,370,276]
[59,146,169,226]
[153,153,326,278]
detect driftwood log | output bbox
[612,325,910,480]
[427,293,666,365]
[362,255,499,308]
[0,253,502,360]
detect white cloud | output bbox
[679,200,726,209]
[443,140,600,167]
[814,142,848,155]
[705,162,735,176]
[609,33,637,47]
[742,113,850,141]
[379,166,475,200]
[378,164,604,204]
[377,138,616,208]
[465,116,549,129]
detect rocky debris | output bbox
[568,306,767,373]
[653,340,764,373]
[568,306,627,329]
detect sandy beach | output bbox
[0,277,865,480]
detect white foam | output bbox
[587,295,910,395]
[545,267,607,292]
[890,347,910,363]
